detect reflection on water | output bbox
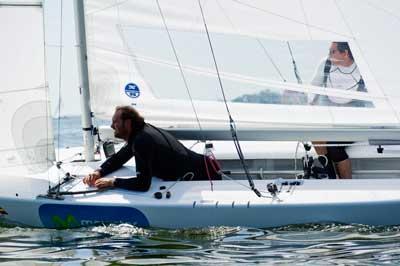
[1,223,400,265]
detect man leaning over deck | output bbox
[83,105,221,191]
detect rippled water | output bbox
[2,117,400,265]
[2,223,400,265]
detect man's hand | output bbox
[83,170,102,186]
[94,177,115,189]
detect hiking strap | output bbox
[322,59,332,87]
[323,59,365,92]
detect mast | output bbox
[73,0,95,161]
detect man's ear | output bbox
[124,119,132,130]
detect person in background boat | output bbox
[83,105,221,191]
[308,42,368,179]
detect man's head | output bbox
[111,105,145,140]
[329,42,354,66]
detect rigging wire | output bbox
[294,141,301,178]
[299,0,312,40]
[287,42,302,84]
[156,0,205,141]
[257,39,287,82]
[56,0,64,188]
[231,0,354,39]
[333,0,400,125]
[364,0,400,24]
[220,173,273,199]
[41,0,51,187]
[0,85,46,94]
[86,45,387,102]
[214,0,287,82]
[85,0,130,15]
[286,42,307,175]
[198,0,261,197]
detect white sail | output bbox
[5,0,400,231]
[0,2,55,174]
[83,0,400,141]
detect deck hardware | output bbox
[103,140,115,158]
[267,183,278,196]
[259,167,264,179]
[279,181,288,192]
[0,207,7,215]
[39,173,75,200]
[377,145,384,153]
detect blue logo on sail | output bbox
[125,83,140,98]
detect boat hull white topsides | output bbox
[1,159,399,229]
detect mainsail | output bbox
[0,2,55,174]
[83,0,400,141]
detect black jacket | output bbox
[99,123,220,191]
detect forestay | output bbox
[84,0,400,141]
[0,2,55,174]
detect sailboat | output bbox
[1,0,400,229]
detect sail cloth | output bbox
[84,0,400,141]
[0,2,55,174]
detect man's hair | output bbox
[335,42,354,61]
[115,105,145,132]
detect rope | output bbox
[55,0,64,188]
[198,0,261,197]
[294,141,301,178]
[220,173,273,199]
[203,155,214,191]
[164,172,194,194]
[287,42,302,84]
[156,0,205,141]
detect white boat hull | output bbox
[0,172,399,229]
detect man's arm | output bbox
[94,152,152,191]
[114,136,153,191]
[84,143,135,186]
[98,143,134,177]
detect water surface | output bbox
[1,223,400,265]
